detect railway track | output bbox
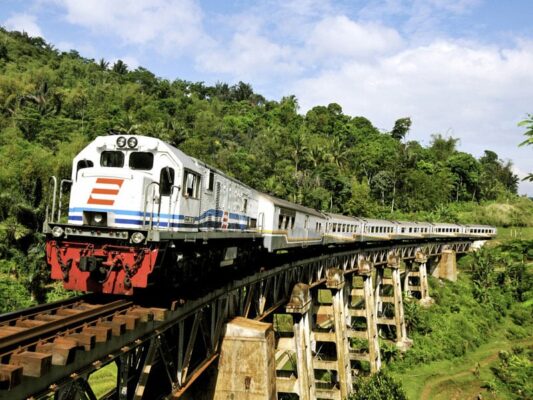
[0,295,167,393]
[0,239,474,399]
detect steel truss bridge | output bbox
[0,239,474,400]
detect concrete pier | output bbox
[347,268,381,373]
[327,268,353,399]
[275,283,316,400]
[405,250,433,306]
[375,254,412,351]
[213,317,276,400]
[434,249,458,282]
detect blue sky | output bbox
[2,0,533,195]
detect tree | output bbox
[518,114,533,181]
[446,152,480,201]
[429,134,459,161]
[390,117,411,141]
[112,59,128,75]
[350,371,407,400]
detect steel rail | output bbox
[0,294,94,325]
[0,299,132,357]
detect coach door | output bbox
[181,169,201,230]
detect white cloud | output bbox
[3,13,43,37]
[195,31,301,82]
[306,16,403,60]
[291,38,533,194]
[50,0,207,53]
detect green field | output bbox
[496,226,533,241]
[392,332,533,400]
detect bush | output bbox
[350,370,407,400]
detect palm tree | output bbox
[112,59,128,75]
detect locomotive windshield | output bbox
[129,152,154,170]
[100,151,124,167]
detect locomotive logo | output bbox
[87,178,124,205]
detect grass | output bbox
[496,226,533,241]
[88,363,117,398]
[391,333,533,400]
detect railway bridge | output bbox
[0,238,475,400]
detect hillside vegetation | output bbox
[351,240,533,399]
[0,28,532,308]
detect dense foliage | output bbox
[0,28,530,307]
[389,240,533,398]
[349,371,407,400]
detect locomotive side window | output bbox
[129,152,154,170]
[183,171,200,198]
[101,151,124,167]
[159,167,175,196]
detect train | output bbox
[44,135,496,295]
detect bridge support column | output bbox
[213,317,276,400]
[327,268,353,399]
[418,261,433,306]
[348,258,381,374]
[434,249,458,282]
[405,250,433,306]
[376,253,412,351]
[391,266,411,350]
[276,283,316,399]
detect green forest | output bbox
[0,28,532,306]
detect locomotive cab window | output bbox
[129,152,154,170]
[183,171,200,198]
[76,159,93,179]
[101,151,124,167]
[159,167,175,196]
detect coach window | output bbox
[291,216,295,229]
[159,167,175,196]
[76,159,93,179]
[207,170,215,191]
[278,215,284,230]
[183,171,200,199]
[101,151,124,167]
[243,198,248,213]
[129,152,154,170]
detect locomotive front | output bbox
[45,135,171,295]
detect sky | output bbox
[2,0,533,195]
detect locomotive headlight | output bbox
[52,226,64,238]
[116,136,126,148]
[131,232,145,244]
[93,213,104,224]
[127,137,138,148]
